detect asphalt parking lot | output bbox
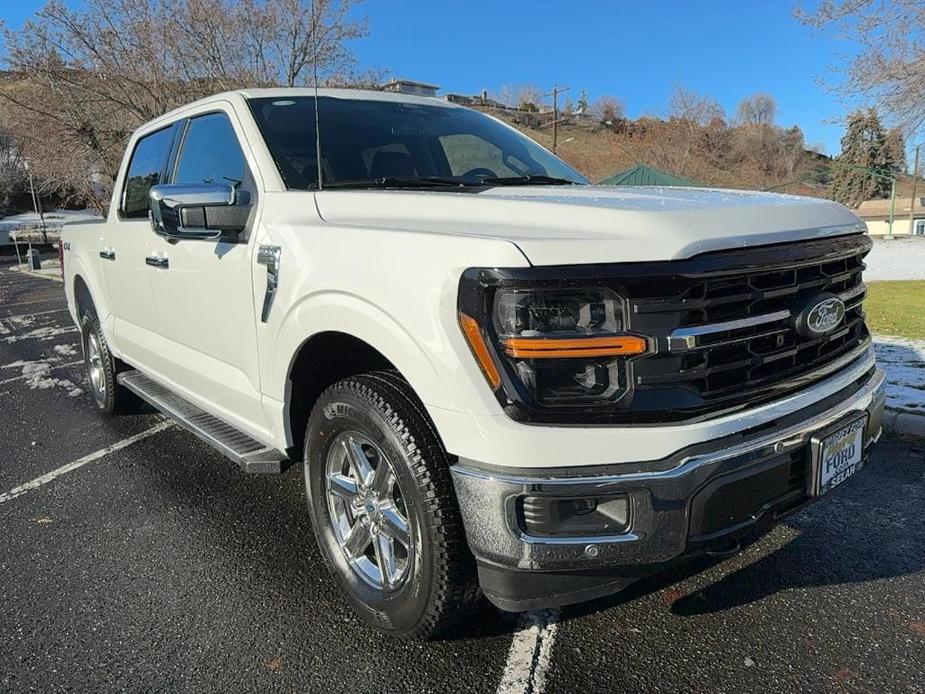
[1,255,923,694]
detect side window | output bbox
[121,126,174,218]
[173,112,247,190]
[439,134,523,178]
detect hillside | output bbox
[492,110,920,200]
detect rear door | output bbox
[144,108,268,438]
[100,123,179,364]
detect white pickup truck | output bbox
[62,88,885,638]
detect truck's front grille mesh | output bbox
[623,233,873,422]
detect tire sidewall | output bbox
[80,312,113,412]
[304,386,437,634]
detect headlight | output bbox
[458,275,651,413]
[492,287,645,406]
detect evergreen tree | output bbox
[831,108,896,207]
[577,90,589,114]
[885,127,907,173]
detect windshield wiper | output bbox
[481,175,577,186]
[321,176,485,190]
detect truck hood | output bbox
[314,185,865,266]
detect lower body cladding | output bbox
[450,368,886,612]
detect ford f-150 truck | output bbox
[62,88,885,638]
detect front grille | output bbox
[626,234,872,421]
[457,232,873,425]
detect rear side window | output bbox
[173,113,246,187]
[121,126,174,219]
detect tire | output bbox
[303,370,480,639]
[79,310,136,414]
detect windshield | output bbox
[247,96,589,190]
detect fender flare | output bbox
[271,291,457,412]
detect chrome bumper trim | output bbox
[450,367,886,571]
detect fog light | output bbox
[519,494,630,537]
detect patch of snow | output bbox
[865,237,925,281]
[3,326,78,343]
[0,358,83,396]
[7,315,36,329]
[874,337,925,413]
[53,343,79,357]
[0,209,100,231]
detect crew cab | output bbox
[62,88,885,638]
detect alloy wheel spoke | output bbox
[342,520,372,559]
[342,437,374,488]
[327,473,359,502]
[379,505,410,547]
[373,531,397,588]
[370,458,394,496]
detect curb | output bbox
[8,266,64,283]
[883,408,925,439]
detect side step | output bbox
[117,370,292,474]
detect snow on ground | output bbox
[0,209,100,245]
[874,337,925,413]
[0,359,83,396]
[0,209,100,231]
[864,237,925,281]
[3,325,78,344]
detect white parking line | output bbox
[496,609,560,694]
[0,421,174,504]
[1,307,70,320]
[0,298,66,310]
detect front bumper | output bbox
[450,367,886,611]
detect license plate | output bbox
[809,415,867,497]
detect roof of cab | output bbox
[142,87,457,130]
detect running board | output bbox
[117,370,292,474]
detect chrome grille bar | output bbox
[668,310,791,352]
[668,283,868,353]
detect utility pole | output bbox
[888,177,896,238]
[908,144,920,237]
[25,161,47,245]
[544,85,569,153]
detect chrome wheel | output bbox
[325,431,414,592]
[86,330,106,399]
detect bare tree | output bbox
[0,128,26,216]
[797,0,925,133]
[494,84,544,111]
[0,0,368,210]
[668,86,724,127]
[590,96,624,124]
[736,93,777,127]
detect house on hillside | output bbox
[380,79,440,97]
[855,198,925,237]
[598,165,701,187]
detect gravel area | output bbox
[864,237,925,281]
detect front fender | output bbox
[269,291,462,412]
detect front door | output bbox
[144,110,268,438]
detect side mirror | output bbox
[149,183,250,240]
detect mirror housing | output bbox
[149,183,250,239]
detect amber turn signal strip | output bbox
[503,335,648,359]
[458,313,503,390]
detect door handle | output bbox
[256,245,281,322]
[145,255,169,269]
[99,248,116,261]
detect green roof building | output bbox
[598,164,700,187]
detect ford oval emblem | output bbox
[795,294,845,338]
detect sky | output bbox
[2,1,862,155]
